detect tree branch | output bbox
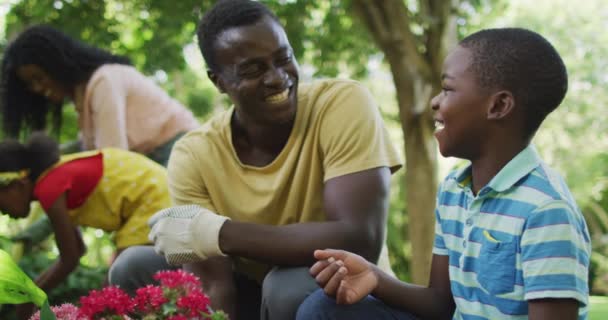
[352,0,432,79]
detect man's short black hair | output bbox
[197,0,280,72]
[460,28,568,138]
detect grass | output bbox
[590,296,608,320]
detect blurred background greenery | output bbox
[0,0,607,318]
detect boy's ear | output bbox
[487,90,515,120]
[207,69,226,93]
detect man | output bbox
[110,1,402,319]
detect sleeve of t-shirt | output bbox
[88,72,129,150]
[33,170,71,211]
[167,138,217,213]
[318,82,402,181]
[521,199,590,305]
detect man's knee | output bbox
[261,267,318,319]
[108,245,173,295]
[108,246,139,287]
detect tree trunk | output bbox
[384,49,438,285]
[352,0,456,284]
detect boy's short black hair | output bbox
[460,28,568,138]
[197,0,280,72]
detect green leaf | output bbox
[39,300,57,320]
[162,302,177,315]
[0,249,47,306]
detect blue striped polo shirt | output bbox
[433,145,590,319]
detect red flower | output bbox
[40,270,227,320]
[133,285,168,314]
[176,290,212,317]
[78,286,133,318]
[154,269,202,293]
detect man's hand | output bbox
[310,249,379,305]
[148,205,230,265]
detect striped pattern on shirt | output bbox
[432,145,590,320]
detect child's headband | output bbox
[0,170,29,187]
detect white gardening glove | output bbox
[148,204,229,265]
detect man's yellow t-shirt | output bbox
[168,79,403,281]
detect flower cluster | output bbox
[79,286,134,318]
[30,303,86,320]
[29,270,227,320]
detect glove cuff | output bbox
[190,210,230,258]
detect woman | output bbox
[1,24,199,166]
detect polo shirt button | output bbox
[465,218,473,226]
[462,240,467,247]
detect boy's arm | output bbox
[312,250,454,319]
[528,298,579,320]
[372,254,454,319]
[36,193,86,291]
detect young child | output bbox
[297,28,590,320]
[0,133,171,318]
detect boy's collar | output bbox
[453,144,542,192]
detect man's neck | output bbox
[230,112,294,165]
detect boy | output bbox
[297,28,590,320]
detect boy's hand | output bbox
[148,205,230,265]
[310,249,379,305]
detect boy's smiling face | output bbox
[431,46,494,160]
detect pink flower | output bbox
[166,316,189,320]
[78,286,133,318]
[29,303,85,320]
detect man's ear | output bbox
[207,69,226,93]
[487,90,515,120]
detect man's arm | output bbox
[218,166,390,265]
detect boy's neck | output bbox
[469,140,529,195]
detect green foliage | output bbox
[590,296,608,319]
[4,0,211,73]
[0,230,109,320]
[387,170,412,281]
[18,253,107,304]
[268,0,377,78]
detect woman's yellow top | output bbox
[35,148,170,248]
